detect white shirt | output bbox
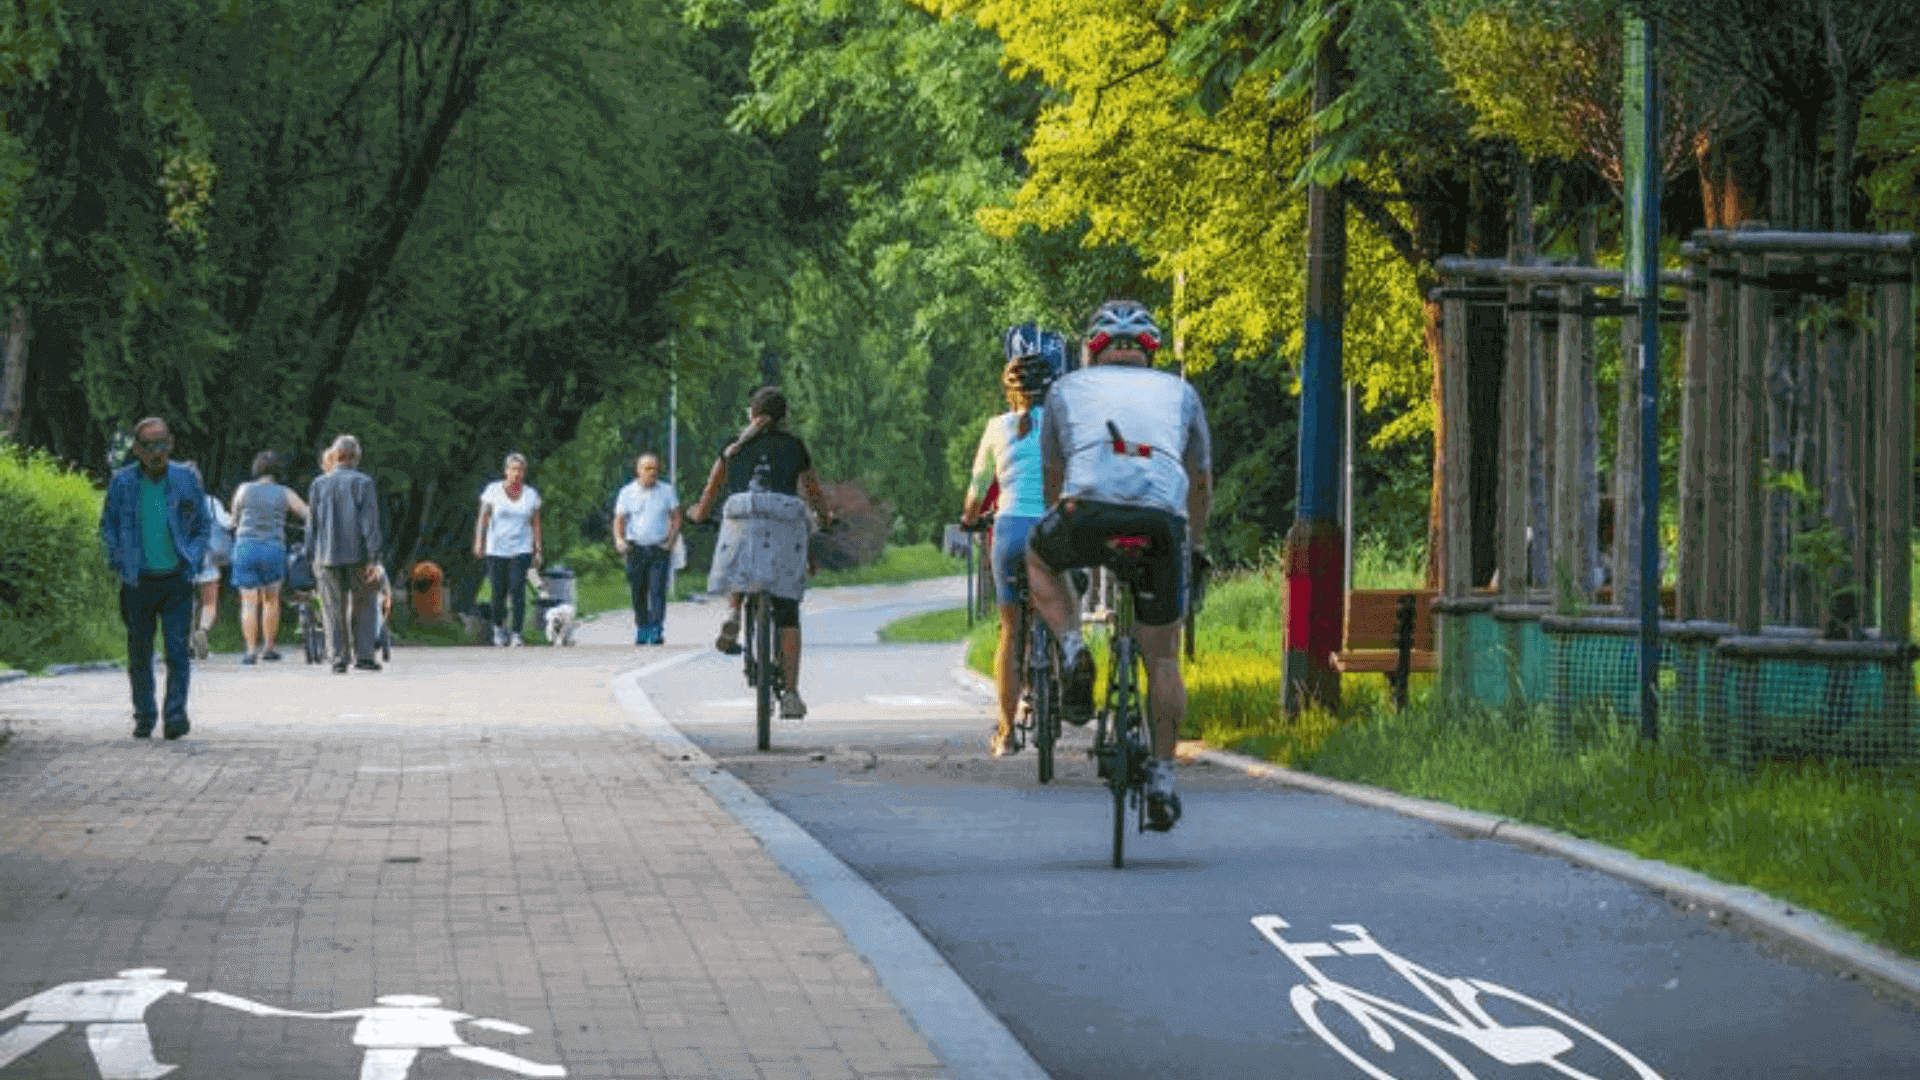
[480,481,541,557]
[615,479,679,546]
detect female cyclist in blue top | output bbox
[960,325,1059,756]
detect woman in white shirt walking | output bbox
[472,453,543,646]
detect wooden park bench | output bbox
[1333,589,1437,677]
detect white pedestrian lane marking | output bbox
[864,695,961,707]
[701,698,758,708]
[1253,915,1666,1080]
[0,968,186,1079]
[193,991,565,1079]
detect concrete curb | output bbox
[613,656,1052,1080]
[947,661,1920,1006]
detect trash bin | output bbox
[407,561,446,621]
[538,566,576,607]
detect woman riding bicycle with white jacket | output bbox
[960,324,1062,757]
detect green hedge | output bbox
[0,446,121,670]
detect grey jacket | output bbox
[306,467,384,567]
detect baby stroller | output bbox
[285,528,326,664]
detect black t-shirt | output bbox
[725,430,812,497]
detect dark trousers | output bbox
[625,544,670,638]
[121,570,194,726]
[487,553,532,633]
[318,563,381,664]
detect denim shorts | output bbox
[230,539,287,590]
[989,515,1040,605]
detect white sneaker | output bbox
[493,625,508,647]
[508,632,523,647]
[780,691,807,719]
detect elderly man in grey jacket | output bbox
[307,434,386,673]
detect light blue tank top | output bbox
[976,407,1047,519]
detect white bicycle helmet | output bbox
[1085,299,1161,356]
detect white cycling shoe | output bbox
[1145,759,1182,832]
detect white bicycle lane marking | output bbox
[1254,915,1666,1080]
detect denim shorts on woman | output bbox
[990,514,1040,605]
[230,539,287,590]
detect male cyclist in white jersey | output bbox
[1025,299,1213,832]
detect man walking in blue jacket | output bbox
[98,417,210,739]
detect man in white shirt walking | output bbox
[613,452,682,645]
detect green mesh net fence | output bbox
[1540,616,1918,768]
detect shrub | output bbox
[812,479,890,571]
[0,446,120,669]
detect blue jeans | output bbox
[486,553,533,633]
[121,570,194,727]
[625,544,670,641]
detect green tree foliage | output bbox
[1,0,836,599]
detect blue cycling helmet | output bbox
[1084,299,1162,356]
[1003,323,1043,363]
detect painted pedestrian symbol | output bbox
[0,968,187,1079]
[193,991,565,1080]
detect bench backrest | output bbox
[1344,589,1436,652]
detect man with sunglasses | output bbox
[1025,299,1213,832]
[99,417,212,740]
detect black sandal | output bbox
[714,619,743,655]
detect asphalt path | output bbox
[641,579,1920,1080]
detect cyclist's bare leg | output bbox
[1133,620,1185,761]
[993,600,1024,736]
[779,627,801,692]
[1023,549,1079,643]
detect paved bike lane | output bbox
[640,634,1920,1080]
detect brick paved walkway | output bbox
[0,647,947,1080]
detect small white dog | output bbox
[543,602,579,647]
[528,567,579,646]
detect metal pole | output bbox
[1635,13,1663,742]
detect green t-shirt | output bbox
[139,473,179,572]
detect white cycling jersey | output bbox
[1037,364,1211,518]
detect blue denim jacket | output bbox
[99,462,211,587]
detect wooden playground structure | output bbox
[1429,224,1916,765]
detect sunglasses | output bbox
[136,438,170,452]
[1086,331,1160,356]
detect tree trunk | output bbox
[0,301,26,441]
[1697,127,1766,230]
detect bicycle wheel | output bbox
[1291,984,1480,1080]
[1031,624,1056,784]
[1108,635,1139,869]
[753,594,774,752]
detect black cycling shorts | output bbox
[770,596,800,630]
[1027,498,1187,627]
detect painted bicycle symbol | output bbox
[1253,915,1666,1080]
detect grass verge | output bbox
[877,606,973,644]
[965,556,1920,960]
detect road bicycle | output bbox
[1252,914,1667,1080]
[968,520,1063,783]
[1090,534,1156,869]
